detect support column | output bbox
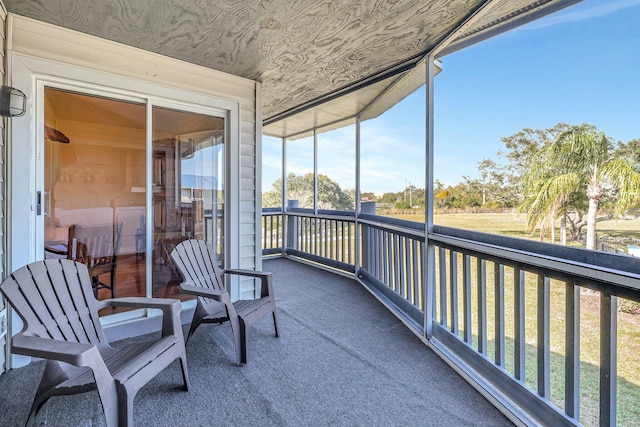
[281,137,287,256]
[424,56,435,338]
[355,118,362,275]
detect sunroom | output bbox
[1,0,639,426]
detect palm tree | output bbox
[521,124,640,250]
[520,164,582,243]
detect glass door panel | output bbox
[151,106,225,298]
[43,87,147,312]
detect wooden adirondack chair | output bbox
[0,259,190,427]
[170,239,278,365]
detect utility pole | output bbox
[409,181,412,206]
[404,179,407,203]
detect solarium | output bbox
[0,1,638,426]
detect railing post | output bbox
[565,282,580,420]
[360,202,375,273]
[537,275,551,399]
[286,200,298,252]
[514,268,526,381]
[494,264,505,367]
[600,292,617,426]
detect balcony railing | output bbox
[262,207,283,256]
[261,209,640,426]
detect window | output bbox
[360,87,426,219]
[262,136,283,208]
[285,135,314,209]
[44,88,148,302]
[433,0,640,257]
[43,88,226,309]
[152,106,225,298]
[317,125,356,211]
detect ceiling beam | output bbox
[436,0,584,58]
[263,53,425,126]
[429,0,501,58]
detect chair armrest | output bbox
[12,334,101,367]
[180,283,234,315]
[222,268,270,280]
[180,283,227,301]
[99,297,183,338]
[223,269,274,299]
[99,296,181,311]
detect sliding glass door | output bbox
[151,105,225,298]
[43,88,147,308]
[42,87,225,313]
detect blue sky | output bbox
[264,0,640,194]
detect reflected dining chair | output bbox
[68,222,122,299]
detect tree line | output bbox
[262,122,640,249]
[463,123,640,249]
[261,174,427,211]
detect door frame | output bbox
[10,53,241,324]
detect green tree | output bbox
[378,191,401,205]
[485,123,573,209]
[477,159,517,209]
[262,184,283,207]
[448,177,484,211]
[521,124,640,249]
[262,173,354,210]
[616,138,640,167]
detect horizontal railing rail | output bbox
[428,227,640,426]
[283,209,356,273]
[261,208,283,256]
[261,210,640,426]
[357,214,425,331]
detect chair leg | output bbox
[179,355,190,391]
[95,374,119,427]
[116,384,135,427]
[272,310,279,337]
[26,360,69,426]
[240,319,248,365]
[110,269,116,299]
[25,391,51,427]
[92,276,99,299]
[228,315,243,366]
[185,319,202,344]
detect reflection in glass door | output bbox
[42,89,226,311]
[151,106,225,298]
[43,87,147,312]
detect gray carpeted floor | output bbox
[0,258,512,426]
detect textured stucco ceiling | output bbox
[4,0,581,137]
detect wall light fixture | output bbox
[0,85,27,117]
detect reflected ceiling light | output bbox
[0,85,27,117]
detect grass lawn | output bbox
[268,210,640,424]
[396,211,640,426]
[432,211,640,241]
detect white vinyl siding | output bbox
[7,14,260,300]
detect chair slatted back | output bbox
[158,235,190,281]
[170,239,226,303]
[0,259,106,345]
[69,223,122,270]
